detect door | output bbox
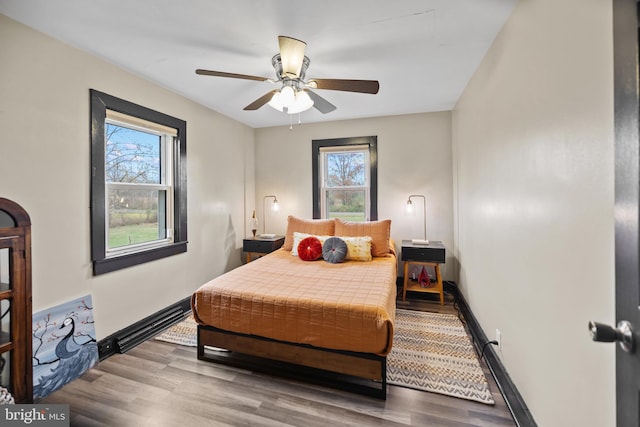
[598,1,640,425]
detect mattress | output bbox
[191,248,397,356]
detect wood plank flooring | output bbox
[40,294,516,426]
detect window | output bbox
[312,136,377,221]
[90,90,187,275]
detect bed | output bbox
[191,216,397,398]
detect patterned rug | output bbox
[155,315,198,347]
[155,309,494,405]
[387,309,495,405]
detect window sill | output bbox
[92,241,187,275]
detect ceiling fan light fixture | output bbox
[287,90,314,114]
[278,36,307,78]
[268,86,313,114]
[279,85,295,107]
[268,91,284,112]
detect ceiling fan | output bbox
[195,36,379,115]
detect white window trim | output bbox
[103,116,175,258]
[319,145,370,220]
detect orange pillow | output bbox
[283,215,336,251]
[334,218,391,257]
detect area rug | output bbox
[154,309,494,405]
[387,309,495,405]
[155,315,198,347]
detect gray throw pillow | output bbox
[322,237,348,263]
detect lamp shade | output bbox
[263,195,279,234]
[280,86,295,107]
[268,88,314,114]
[288,90,314,114]
[268,91,284,111]
[405,199,415,215]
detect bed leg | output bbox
[381,357,387,400]
[196,325,204,360]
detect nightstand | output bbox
[243,236,285,263]
[401,240,446,304]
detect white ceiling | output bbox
[0,0,516,129]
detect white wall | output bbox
[0,14,255,339]
[452,0,615,426]
[254,112,455,279]
[2,4,616,423]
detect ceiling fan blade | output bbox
[305,90,337,114]
[278,36,307,78]
[196,69,270,82]
[308,78,379,94]
[243,90,278,111]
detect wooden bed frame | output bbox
[197,324,388,399]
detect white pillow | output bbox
[291,232,331,257]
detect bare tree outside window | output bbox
[90,89,187,275]
[105,124,160,184]
[326,152,365,187]
[105,124,166,249]
[313,136,377,222]
[325,152,366,219]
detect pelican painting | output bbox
[32,295,98,400]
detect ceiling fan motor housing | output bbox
[272,54,310,80]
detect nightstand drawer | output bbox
[243,237,284,254]
[401,241,446,263]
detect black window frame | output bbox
[90,89,187,275]
[312,136,378,220]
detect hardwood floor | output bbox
[40,294,516,426]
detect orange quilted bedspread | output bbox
[191,248,397,356]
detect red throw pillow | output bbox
[297,236,323,261]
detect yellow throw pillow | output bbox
[342,236,373,262]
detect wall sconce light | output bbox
[406,194,428,245]
[262,195,280,235]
